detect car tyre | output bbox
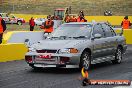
[80,51,91,70]
[17,20,22,25]
[112,47,122,64]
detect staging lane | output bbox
[0,45,132,88]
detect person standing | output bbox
[29,17,35,31]
[70,15,77,22]
[121,16,131,29]
[77,11,87,22]
[65,15,70,23]
[43,15,54,34]
[0,16,6,44]
[77,16,87,22]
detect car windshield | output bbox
[48,24,92,39]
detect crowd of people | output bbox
[65,11,87,23]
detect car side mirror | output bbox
[94,33,102,39]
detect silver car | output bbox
[25,22,127,70]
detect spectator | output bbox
[29,17,35,31]
[77,11,87,22]
[79,10,84,17]
[77,16,87,22]
[43,15,54,34]
[0,16,6,44]
[65,15,70,23]
[121,16,131,29]
[70,15,77,22]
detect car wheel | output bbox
[112,47,122,64]
[17,21,22,25]
[80,51,91,70]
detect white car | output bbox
[34,18,46,26]
[0,13,25,25]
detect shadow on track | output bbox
[28,68,80,74]
[27,61,117,74]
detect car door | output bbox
[92,23,106,59]
[101,23,117,56]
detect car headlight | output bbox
[59,48,78,54]
[28,48,36,52]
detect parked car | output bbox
[0,13,25,25]
[34,18,46,26]
[25,22,127,70]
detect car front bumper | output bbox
[25,52,81,68]
[33,64,79,68]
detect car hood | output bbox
[31,39,86,50]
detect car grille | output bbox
[36,50,57,53]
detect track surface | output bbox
[0,45,132,88]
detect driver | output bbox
[43,15,54,34]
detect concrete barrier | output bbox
[85,16,132,25]
[120,29,132,44]
[0,43,27,62]
[13,14,47,22]
[2,31,44,44]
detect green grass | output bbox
[4,24,42,33]
[1,0,132,15]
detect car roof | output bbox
[64,22,107,25]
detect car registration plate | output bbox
[37,54,52,59]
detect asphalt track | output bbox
[0,45,132,88]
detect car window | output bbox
[49,24,92,39]
[93,24,104,38]
[101,23,115,37]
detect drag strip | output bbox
[0,45,132,88]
